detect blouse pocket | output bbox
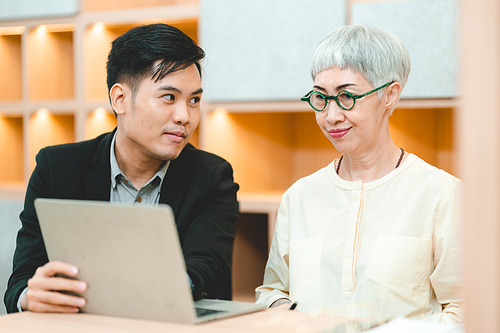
[289,238,324,281]
[366,235,432,313]
[367,235,432,283]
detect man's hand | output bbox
[22,261,87,313]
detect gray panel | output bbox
[352,0,459,99]
[200,0,346,102]
[0,0,79,21]
[0,199,23,315]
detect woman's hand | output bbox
[269,298,293,310]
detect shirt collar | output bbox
[110,132,170,190]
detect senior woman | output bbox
[255,25,463,323]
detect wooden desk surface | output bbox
[0,310,354,333]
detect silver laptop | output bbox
[34,198,265,324]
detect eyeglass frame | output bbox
[301,80,395,112]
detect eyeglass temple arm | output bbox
[353,81,395,99]
[300,90,313,101]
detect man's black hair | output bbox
[106,23,205,99]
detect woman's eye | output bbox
[312,93,325,101]
[163,94,175,101]
[339,92,353,100]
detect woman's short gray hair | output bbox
[310,25,411,95]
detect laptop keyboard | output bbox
[195,307,225,317]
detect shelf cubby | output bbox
[27,25,74,101]
[204,109,340,195]
[84,23,137,101]
[85,107,117,140]
[28,109,74,171]
[232,213,268,302]
[389,107,454,175]
[0,32,22,102]
[0,115,24,185]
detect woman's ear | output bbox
[109,83,129,116]
[385,81,402,111]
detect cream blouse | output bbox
[255,154,463,323]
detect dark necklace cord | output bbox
[336,148,405,175]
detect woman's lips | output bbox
[328,127,351,139]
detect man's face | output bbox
[116,64,202,163]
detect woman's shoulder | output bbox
[405,154,462,187]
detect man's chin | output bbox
[153,145,187,161]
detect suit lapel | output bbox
[83,130,114,201]
[160,144,192,223]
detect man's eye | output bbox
[189,96,201,105]
[163,94,175,101]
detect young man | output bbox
[4,23,239,313]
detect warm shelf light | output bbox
[34,108,51,122]
[93,107,108,120]
[0,26,25,36]
[210,108,230,125]
[211,107,228,117]
[36,25,47,35]
[35,23,74,35]
[86,107,116,140]
[91,22,105,33]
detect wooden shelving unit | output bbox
[0,0,457,302]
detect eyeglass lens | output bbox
[310,91,355,111]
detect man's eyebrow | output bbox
[158,85,181,93]
[157,86,203,95]
[313,83,356,93]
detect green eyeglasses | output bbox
[301,81,395,112]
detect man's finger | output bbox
[27,288,86,309]
[34,261,79,278]
[26,300,80,313]
[28,276,87,293]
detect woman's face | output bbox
[313,67,391,156]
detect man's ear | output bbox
[385,81,402,110]
[109,83,129,116]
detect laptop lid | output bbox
[35,198,201,323]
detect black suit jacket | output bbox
[4,130,239,313]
